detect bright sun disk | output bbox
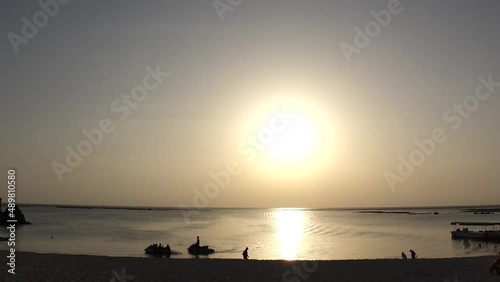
[265,117,316,164]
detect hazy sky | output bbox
[1,0,499,208]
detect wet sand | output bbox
[0,251,498,281]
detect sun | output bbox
[265,116,316,164]
[239,92,335,179]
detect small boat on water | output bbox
[187,244,215,256]
[450,222,500,240]
[144,244,181,256]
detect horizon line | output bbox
[2,202,500,211]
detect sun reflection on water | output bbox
[275,209,305,260]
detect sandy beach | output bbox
[1,251,498,282]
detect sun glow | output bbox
[238,86,336,179]
[265,117,316,164]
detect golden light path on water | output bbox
[275,208,306,260]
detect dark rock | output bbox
[0,205,30,225]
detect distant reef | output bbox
[461,208,498,214]
[0,205,30,225]
[357,211,433,215]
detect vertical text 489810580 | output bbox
[6,169,17,275]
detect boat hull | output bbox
[451,230,500,240]
[144,245,181,256]
[187,244,215,256]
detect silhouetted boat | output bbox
[187,244,215,255]
[451,222,500,240]
[144,244,181,256]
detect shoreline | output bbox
[1,251,499,281]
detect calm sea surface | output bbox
[1,206,499,260]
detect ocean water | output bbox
[1,206,499,260]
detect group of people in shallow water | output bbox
[401,249,417,259]
[149,243,171,257]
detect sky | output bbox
[1,0,499,208]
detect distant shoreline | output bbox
[2,203,500,212]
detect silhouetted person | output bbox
[166,244,171,255]
[463,239,471,249]
[155,244,161,257]
[242,247,249,260]
[402,252,407,259]
[410,249,417,259]
[490,255,500,275]
[196,236,200,247]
